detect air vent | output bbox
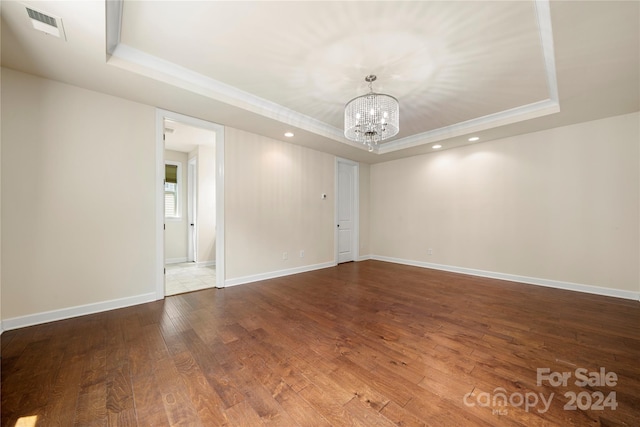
[25,6,66,40]
[26,8,57,27]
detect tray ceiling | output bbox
[113,0,558,154]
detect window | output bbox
[165,161,181,218]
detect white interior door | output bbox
[187,158,197,262]
[336,159,358,263]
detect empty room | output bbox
[1,1,638,426]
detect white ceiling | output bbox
[1,1,638,163]
[164,119,216,154]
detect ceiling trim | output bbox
[105,0,123,56]
[105,0,559,156]
[377,99,560,154]
[109,43,352,143]
[535,0,559,104]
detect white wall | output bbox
[225,127,335,281]
[164,149,189,262]
[370,112,640,296]
[1,68,157,322]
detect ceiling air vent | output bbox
[25,6,66,40]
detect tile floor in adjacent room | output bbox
[165,262,216,296]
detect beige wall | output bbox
[225,127,335,279]
[2,66,636,328]
[164,149,189,262]
[370,112,640,293]
[0,68,343,325]
[0,68,2,328]
[1,68,157,320]
[196,145,216,263]
[359,163,370,257]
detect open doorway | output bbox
[155,109,225,299]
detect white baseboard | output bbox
[371,255,640,301]
[165,257,188,264]
[3,257,634,333]
[223,261,336,288]
[1,292,157,332]
[196,260,216,267]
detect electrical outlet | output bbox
[428,248,433,255]
[300,250,305,258]
[283,252,288,260]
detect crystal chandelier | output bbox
[344,75,399,152]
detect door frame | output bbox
[156,108,225,300]
[334,157,359,263]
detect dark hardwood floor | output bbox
[2,260,639,426]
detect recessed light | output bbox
[284,132,294,138]
[468,136,480,142]
[432,144,442,149]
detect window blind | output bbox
[165,164,178,184]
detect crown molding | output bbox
[377,98,560,154]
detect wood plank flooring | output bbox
[2,260,639,426]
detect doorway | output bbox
[335,158,359,263]
[155,109,225,299]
